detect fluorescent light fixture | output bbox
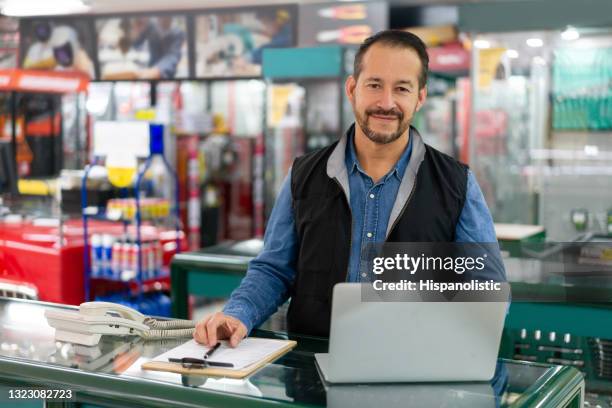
[2,0,90,16]
[526,38,543,48]
[561,26,580,41]
[506,49,519,59]
[474,39,491,49]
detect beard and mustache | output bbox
[354,106,413,145]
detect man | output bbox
[131,17,186,79]
[194,30,505,347]
[249,9,293,65]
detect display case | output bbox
[0,69,92,305]
[462,17,612,240]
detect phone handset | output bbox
[81,301,196,332]
[80,301,147,324]
[45,301,197,346]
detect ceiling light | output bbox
[474,39,491,49]
[561,26,580,41]
[1,0,90,16]
[526,38,543,48]
[506,49,519,59]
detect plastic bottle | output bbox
[148,154,173,202]
[102,234,114,279]
[90,234,102,278]
[112,241,123,280]
[142,242,151,280]
[130,244,139,281]
[151,242,159,279]
[121,241,132,281]
[154,240,163,277]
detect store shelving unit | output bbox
[81,123,181,313]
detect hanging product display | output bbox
[553,47,612,130]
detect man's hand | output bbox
[193,312,247,348]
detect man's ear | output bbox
[345,75,356,101]
[415,86,427,112]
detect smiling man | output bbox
[194,30,504,347]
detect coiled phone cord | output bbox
[143,317,196,330]
[141,328,195,340]
[139,318,196,339]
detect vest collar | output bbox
[326,124,352,204]
[325,123,427,237]
[386,126,426,238]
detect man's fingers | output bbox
[204,314,223,347]
[194,313,246,348]
[229,322,247,348]
[193,315,212,344]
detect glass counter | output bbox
[0,297,584,407]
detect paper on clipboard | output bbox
[153,338,294,370]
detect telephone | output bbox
[45,302,196,346]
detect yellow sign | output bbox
[135,109,156,121]
[478,48,506,89]
[267,85,295,128]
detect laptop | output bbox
[315,283,508,383]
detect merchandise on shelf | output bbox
[89,232,166,282]
[106,198,171,220]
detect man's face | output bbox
[346,43,427,145]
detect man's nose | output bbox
[377,87,396,111]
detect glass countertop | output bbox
[0,297,582,407]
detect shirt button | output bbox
[366,232,373,238]
[369,194,375,199]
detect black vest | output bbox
[288,126,468,337]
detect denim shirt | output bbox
[223,131,501,333]
[345,133,412,282]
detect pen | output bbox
[204,342,221,360]
[168,357,234,368]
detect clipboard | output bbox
[141,340,297,379]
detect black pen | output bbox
[168,357,234,368]
[204,342,221,361]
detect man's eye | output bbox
[396,87,410,93]
[367,83,381,89]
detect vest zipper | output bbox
[385,176,418,241]
[332,177,353,281]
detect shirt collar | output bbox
[345,126,413,182]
